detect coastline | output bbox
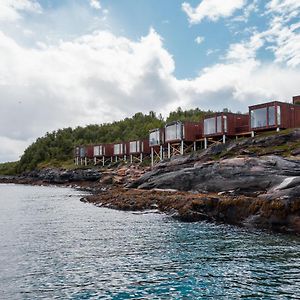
[1,164,300,235]
[2,129,300,235]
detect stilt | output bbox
[204,138,208,149]
[102,156,105,167]
[180,141,184,155]
[193,141,196,152]
[277,127,280,132]
[84,157,87,166]
[130,155,133,164]
[222,135,226,144]
[115,156,118,162]
[151,147,154,167]
[168,143,171,159]
[140,153,143,162]
[160,146,163,160]
[94,157,97,165]
[251,131,255,137]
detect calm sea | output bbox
[0,184,299,299]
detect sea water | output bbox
[0,184,299,299]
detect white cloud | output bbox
[225,31,264,62]
[1,1,300,162]
[195,36,205,44]
[182,0,246,24]
[89,0,101,10]
[0,0,41,22]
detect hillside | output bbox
[0,107,211,174]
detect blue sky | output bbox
[1,0,300,162]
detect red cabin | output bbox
[127,139,150,155]
[249,101,300,132]
[164,121,203,143]
[203,112,249,137]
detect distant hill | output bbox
[1,107,212,174]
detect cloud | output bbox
[195,36,205,44]
[89,0,101,10]
[1,1,300,162]
[182,0,246,24]
[0,0,42,22]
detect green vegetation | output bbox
[4,107,211,174]
[166,107,212,123]
[0,162,18,176]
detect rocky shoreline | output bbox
[2,130,300,235]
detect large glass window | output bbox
[80,147,85,157]
[114,144,123,155]
[268,106,276,126]
[277,106,281,125]
[149,130,160,146]
[130,141,140,153]
[93,145,103,156]
[251,107,267,128]
[165,123,182,141]
[94,146,99,156]
[223,116,227,133]
[204,117,216,135]
[217,116,222,133]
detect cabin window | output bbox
[277,106,281,125]
[80,148,85,157]
[93,146,99,156]
[268,106,276,126]
[204,117,216,135]
[224,116,228,133]
[149,131,160,146]
[130,141,140,153]
[114,144,123,155]
[251,107,267,128]
[165,123,182,141]
[93,145,103,156]
[217,116,222,133]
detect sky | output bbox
[1,0,300,162]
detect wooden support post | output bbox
[102,156,105,167]
[151,147,154,167]
[204,138,208,149]
[277,127,280,132]
[168,143,171,159]
[193,141,196,152]
[111,157,113,163]
[124,155,126,161]
[160,146,163,160]
[84,157,87,166]
[223,135,226,144]
[140,153,143,162]
[180,141,184,155]
[94,157,97,165]
[130,155,133,164]
[115,156,118,162]
[251,131,255,137]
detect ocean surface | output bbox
[0,184,299,299]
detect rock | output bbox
[292,148,300,156]
[129,155,300,200]
[100,175,113,185]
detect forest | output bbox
[0,107,213,174]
